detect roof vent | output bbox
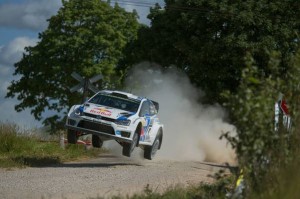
[111,92,128,99]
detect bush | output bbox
[222,50,300,196]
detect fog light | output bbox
[121,131,131,138]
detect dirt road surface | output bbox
[0,153,229,199]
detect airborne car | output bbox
[65,90,163,160]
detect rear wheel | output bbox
[122,131,138,157]
[92,135,103,148]
[144,131,162,160]
[144,137,160,160]
[67,129,78,144]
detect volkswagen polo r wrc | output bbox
[65,90,163,160]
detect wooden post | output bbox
[59,130,65,149]
[82,78,89,103]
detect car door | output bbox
[139,100,156,141]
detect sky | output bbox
[0,0,164,129]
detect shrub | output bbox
[222,50,300,196]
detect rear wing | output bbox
[151,100,159,112]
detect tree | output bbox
[6,0,140,130]
[221,49,300,196]
[128,0,300,102]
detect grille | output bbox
[78,120,115,135]
[83,112,97,118]
[83,113,116,122]
[68,119,76,126]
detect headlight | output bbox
[115,119,131,126]
[74,106,84,116]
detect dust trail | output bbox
[125,62,236,164]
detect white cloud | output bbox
[0,37,38,65]
[0,37,37,94]
[0,63,10,76]
[0,99,41,129]
[0,76,10,95]
[0,0,61,30]
[0,37,38,89]
[0,37,40,128]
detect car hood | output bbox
[83,103,135,120]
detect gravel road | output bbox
[0,153,229,199]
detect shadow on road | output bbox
[54,162,143,168]
[25,154,144,168]
[192,162,238,174]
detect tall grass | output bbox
[248,120,300,199]
[0,122,105,168]
[0,123,34,154]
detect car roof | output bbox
[100,90,145,101]
[98,90,159,112]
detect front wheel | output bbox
[67,129,78,144]
[122,131,138,157]
[92,135,103,148]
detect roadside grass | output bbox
[248,152,300,199]
[0,122,106,168]
[90,158,300,199]
[90,176,235,199]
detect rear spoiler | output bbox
[151,100,159,112]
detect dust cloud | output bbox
[125,62,236,164]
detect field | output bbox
[0,122,106,168]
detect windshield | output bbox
[88,93,140,113]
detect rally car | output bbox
[65,90,163,160]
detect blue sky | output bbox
[0,0,164,129]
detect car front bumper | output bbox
[66,116,134,143]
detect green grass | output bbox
[248,154,300,199]
[90,176,235,199]
[0,122,106,168]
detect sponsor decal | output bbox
[141,118,146,126]
[143,117,151,132]
[90,107,112,116]
[117,115,128,121]
[140,117,151,141]
[140,128,145,141]
[117,112,134,118]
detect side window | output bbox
[139,101,150,117]
[149,102,157,116]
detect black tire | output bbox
[122,131,139,157]
[92,135,103,148]
[144,136,160,160]
[67,129,78,144]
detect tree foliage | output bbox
[222,49,300,195]
[126,0,300,195]
[6,0,139,129]
[128,0,300,102]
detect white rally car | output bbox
[65,90,163,160]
